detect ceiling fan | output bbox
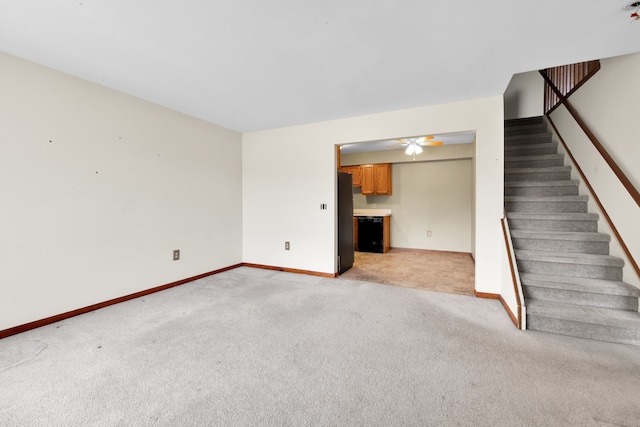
[388,136,444,158]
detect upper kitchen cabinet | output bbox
[339,165,362,187]
[361,163,392,195]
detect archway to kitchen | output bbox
[336,131,476,296]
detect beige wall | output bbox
[0,52,243,330]
[549,52,640,287]
[0,53,510,331]
[243,96,505,294]
[565,53,640,191]
[503,71,544,120]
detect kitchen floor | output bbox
[340,248,475,296]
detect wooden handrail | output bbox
[539,70,640,209]
[501,216,523,330]
[547,117,640,279]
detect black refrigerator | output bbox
[337,171,354,274]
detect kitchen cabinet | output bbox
[383,216,390,253]
[339,165,362,187]
[361,163,392,195]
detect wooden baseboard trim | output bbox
[391,247,473,257]
[475,291,520,328]
[242,263,337,278]
[0,263,243,340]
[499,296,519,328]
[473,290,500,300]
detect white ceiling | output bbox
[340,131,476,154]
[2,1,640,132]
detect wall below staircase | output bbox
[549,52,640,288]
[504,71,544,120]
[562,53,640,190]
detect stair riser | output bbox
[513,238,609,255]
[505,118,544,128]
[505,201,588,213]
[505,171,572,182]
[523,286,639,311]
[504,136,553,146]
[505,158,564,169]
[504,125,548,136]
[526,316,640,346]
[505,146,559,156]
[507,218,598,232]
[517,259,623,281]
[505,186,578,197]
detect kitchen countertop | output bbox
[353,209,392,217]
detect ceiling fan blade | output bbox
[421,141,443,146]
[396,139,407,143]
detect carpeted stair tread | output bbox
[504,153,563,162]
[505,131,551,140]
[505,166,571,174]
[504,133,552,145]
[504,142,558,152]
[505,195,588,203]
[505,168,572,182]
[515,249,624,267]
[504,154,565,167]
[504,125,548,136]
[504,143,559,157]
[504,180,579,196]
[505,195,589,213]
[520,272,640,297]
[506,212,599,232]
[505,158,565,169]
[504,180,578,188]
[523,278,639,311]
[510,230,610,242]
[512,230,610,255]
[526,299,640,330]
[504,137,552,147]
[507,212,599,221]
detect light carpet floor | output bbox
[1,267,639,426]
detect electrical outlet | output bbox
[173,249,180,260]
[285,241,290,250]
[427,230,432,237]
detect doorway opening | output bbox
[336,131,477,296]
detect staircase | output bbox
[504,116,640,346]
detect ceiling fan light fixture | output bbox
[405,144,415,155]
[414,145,423,155]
